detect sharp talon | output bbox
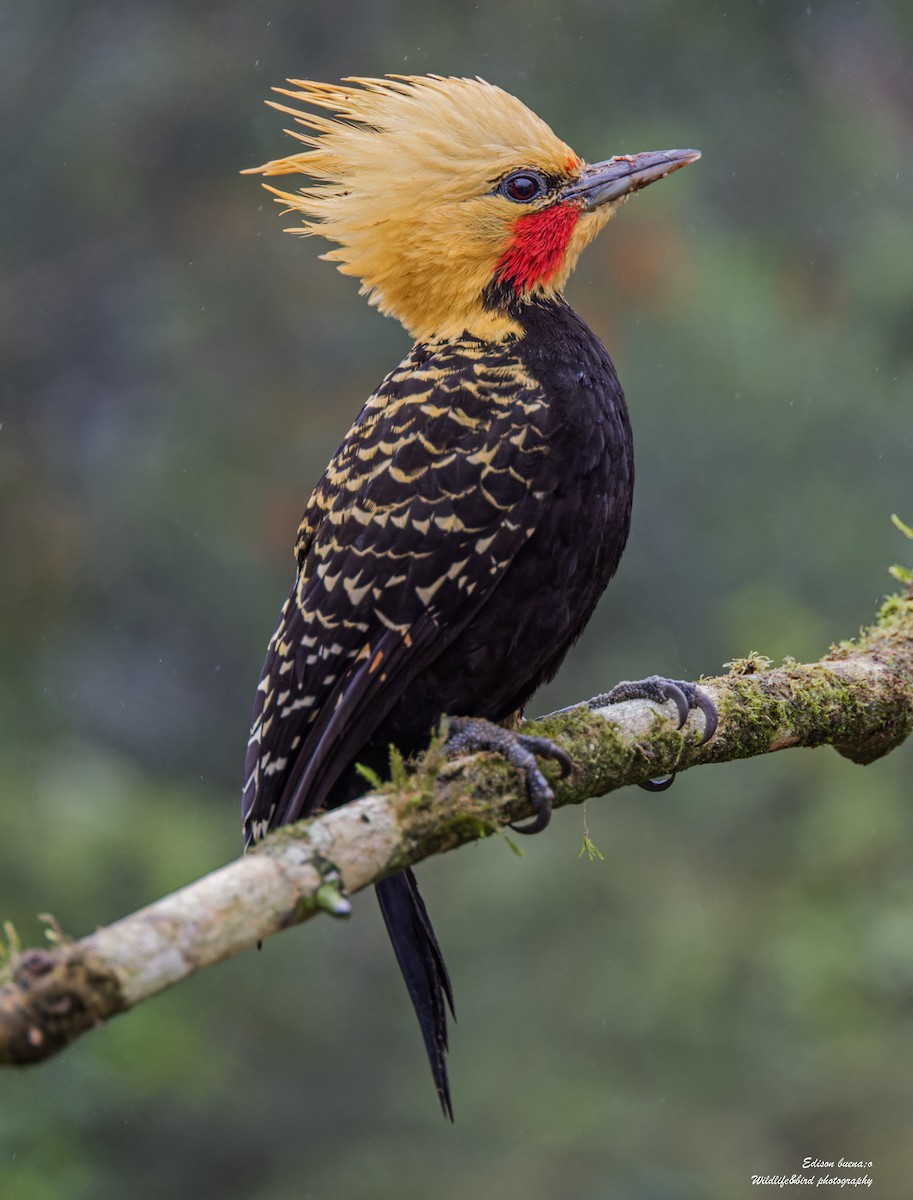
[694,690,719,744]
[444,717,566,835]
[660,681,690,729]
[640,774,676,792]
[508,756,555,833]
[509,806,552,835]
[523,737,573,778]
[601,674,718,746]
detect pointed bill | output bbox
[563,149,701,210]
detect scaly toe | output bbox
[595,675,718,745]
[517,735,573,779]
[445,718,568,835]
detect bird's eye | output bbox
[500,171,547,203]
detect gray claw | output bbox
[599,673,719,794]
[660,681,690,729]
[510,804,552,835]
[601,674,717,745]
[639,775,676,793]
[693,690,719,745]
[445,717,569,836]
[521,737,573,779]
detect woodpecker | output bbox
[243,75,707,1118]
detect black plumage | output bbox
[243,297,633,1116]
[242,72,701,1119]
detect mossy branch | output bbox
[1,582,911,1069]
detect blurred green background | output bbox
[2,2,912,1197]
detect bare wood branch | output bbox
[1,584,911,1068]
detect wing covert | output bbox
[243,336,561,843]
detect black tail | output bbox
[375,869,455,1120]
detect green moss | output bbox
[254,578,913,874]
[715,676,783,759]
[400,731,451,813]
[578,804,606,862]
[891,512,913,541]
[841,586,913,686]
[390,790,503,873]
[725,652,773,676]
[710,663,883,763]
[353,761,384,790]
[530,703,694,794]
[793,669,863,742]
[528,705,635,791]
[0,920,21,965]
[875,593,911,624]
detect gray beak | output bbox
[563,148,701,210]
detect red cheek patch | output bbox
[496,202,581,294]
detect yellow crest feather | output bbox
[245,75,590,341]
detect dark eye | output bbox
[499,170,547,203]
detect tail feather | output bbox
[375,869,455,1120]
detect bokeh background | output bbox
[2,2,912,1197]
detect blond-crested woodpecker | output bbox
[243,75,709,1118]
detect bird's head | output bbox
[246,76,699,342]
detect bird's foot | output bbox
[589,675,718,792]
[444,716,572,835]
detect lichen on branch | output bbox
[0,581,911,1069]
